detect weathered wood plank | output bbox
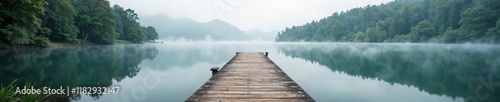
[188,98,315,102]
[186,52,315,102]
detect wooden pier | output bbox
[186,52,315,102]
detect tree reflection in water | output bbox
[0,45,158,101]
[278,43,500,102]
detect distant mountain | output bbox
[139,15,251,41]
[244,29,279,41]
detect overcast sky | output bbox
[108,0,393,32]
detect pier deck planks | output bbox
[186,52,314,102]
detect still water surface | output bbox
[1,42,499,102]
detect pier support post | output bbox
[265,52,269,57]
[210,67,219,76]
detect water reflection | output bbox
[2,43,499,102]
[105,43,277,102]
[0,45,158,101]
[277,43,500,102]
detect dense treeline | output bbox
[276,0,500,43]
[0,0,158,48]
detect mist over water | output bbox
[156,35,277,43]
[276,42,500,102]
[1,42,498,102]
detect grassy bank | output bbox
[0,39,145,49]
[0,80,48,102]
[114,39,134,44]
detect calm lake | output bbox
[1,42,499,102]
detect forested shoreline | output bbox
[276,0,500,43]
[0,0,158,49]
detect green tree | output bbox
[330,21,345,41]
[389,6,411,37]
[408,20,437,42]
[112,5,124,37]
[458,0,500,41]
[440,29,460,43]
[0,0,49,47]
[73,0,118,44]
[354,31,365,42]
[144,26,158,41]
[112,5,146,43]
[486,18,500,42]
[364,27,379,42]
[42,0,79,43]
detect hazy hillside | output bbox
[276,0,500,43]
[200,20,252,40]
[140,15,251,41]
[244,29,279,41]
